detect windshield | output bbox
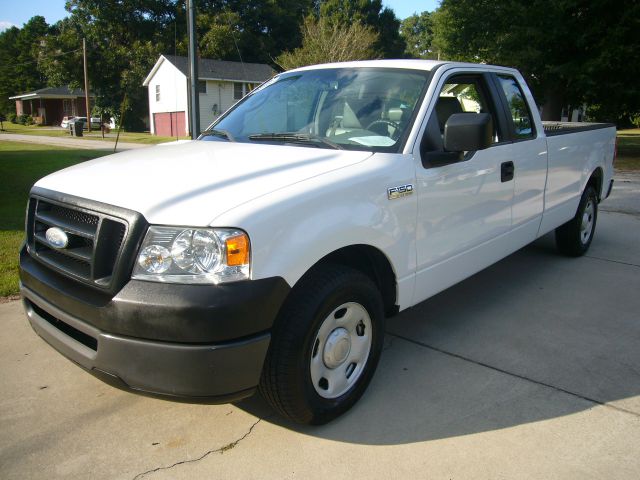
[201,67,431,152]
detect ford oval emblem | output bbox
[45,227,69,249]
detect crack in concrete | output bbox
[600,207,640,217]
[387,332,640,419]
[132,417,264,480]
[583,255,640,268]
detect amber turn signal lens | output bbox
[225,233,250,266]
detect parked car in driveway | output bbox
[21,60,616,425]
[60,116,101,129]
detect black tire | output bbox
[555,185,598,256]
[259,264,385,425]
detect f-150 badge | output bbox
[387,184,414,200]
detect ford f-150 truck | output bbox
[20,60,616,424]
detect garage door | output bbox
[154,111,186,137]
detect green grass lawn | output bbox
[616,129,640,171]
[0,122,188,145]
[0,141,108,297]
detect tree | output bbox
[37,1,316,129]
[194,0,315,64]
[0,16,52,114]
[197,10,243,60]
[319,0,405,58]
[38,1,175,130]
[401,12,436,59]
[276,15,378,70]
[433,0,640,123]
[0,112,5,131]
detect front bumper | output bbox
[20,247,290,401]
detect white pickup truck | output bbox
[20,60,616,424]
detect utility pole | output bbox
[187,0,200,138]
[82,38,91,132]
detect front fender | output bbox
[213,153,418,309]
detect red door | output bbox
[154,111,186,137]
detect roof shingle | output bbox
[9,86,91,99]
[163,55,275,83]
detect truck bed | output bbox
[542,121,615,137]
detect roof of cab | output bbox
[287,59,518,75]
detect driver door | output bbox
[412,71,515,304]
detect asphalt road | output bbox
[1,174,639,479]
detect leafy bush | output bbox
[8,113,17,123]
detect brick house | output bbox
[9,86,93,126]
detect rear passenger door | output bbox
[491,73,548,240]
[412,70,516,304]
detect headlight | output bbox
[132,226,250,284]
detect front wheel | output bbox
[555,185,598,256]
[259,265,385,425]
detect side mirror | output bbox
[444,113,493,152]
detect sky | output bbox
[0,0,441,31]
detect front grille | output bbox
[27,197,128,290]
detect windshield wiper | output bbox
[248,132,342,150]
[199,129,236,142]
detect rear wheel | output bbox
[259,264,385,425]
[555,185,598,256]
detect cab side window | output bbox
[436,80,497,137]
[497,75,534,139]
[421,74,503,159]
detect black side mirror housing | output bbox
[444,113,493,152]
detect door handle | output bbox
[501,161,514,182]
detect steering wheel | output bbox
[366,119,401,139]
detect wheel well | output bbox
[587,167,604,200]
[313,245,398,317]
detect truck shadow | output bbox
[237,231,640,444]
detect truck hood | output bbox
[35,141,372,225]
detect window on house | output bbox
[234,82,244,100]
[198,80,207,94]
[155,85,160,102]
[63,99,73,116]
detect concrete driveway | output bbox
[1,174,639,479]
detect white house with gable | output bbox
[143,55,275,137]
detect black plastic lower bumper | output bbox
[19,247,291,400]
[22,287,271,401]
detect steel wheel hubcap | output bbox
[323,328,351,368]
[310,302,372,399]
[580,199,594,244]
